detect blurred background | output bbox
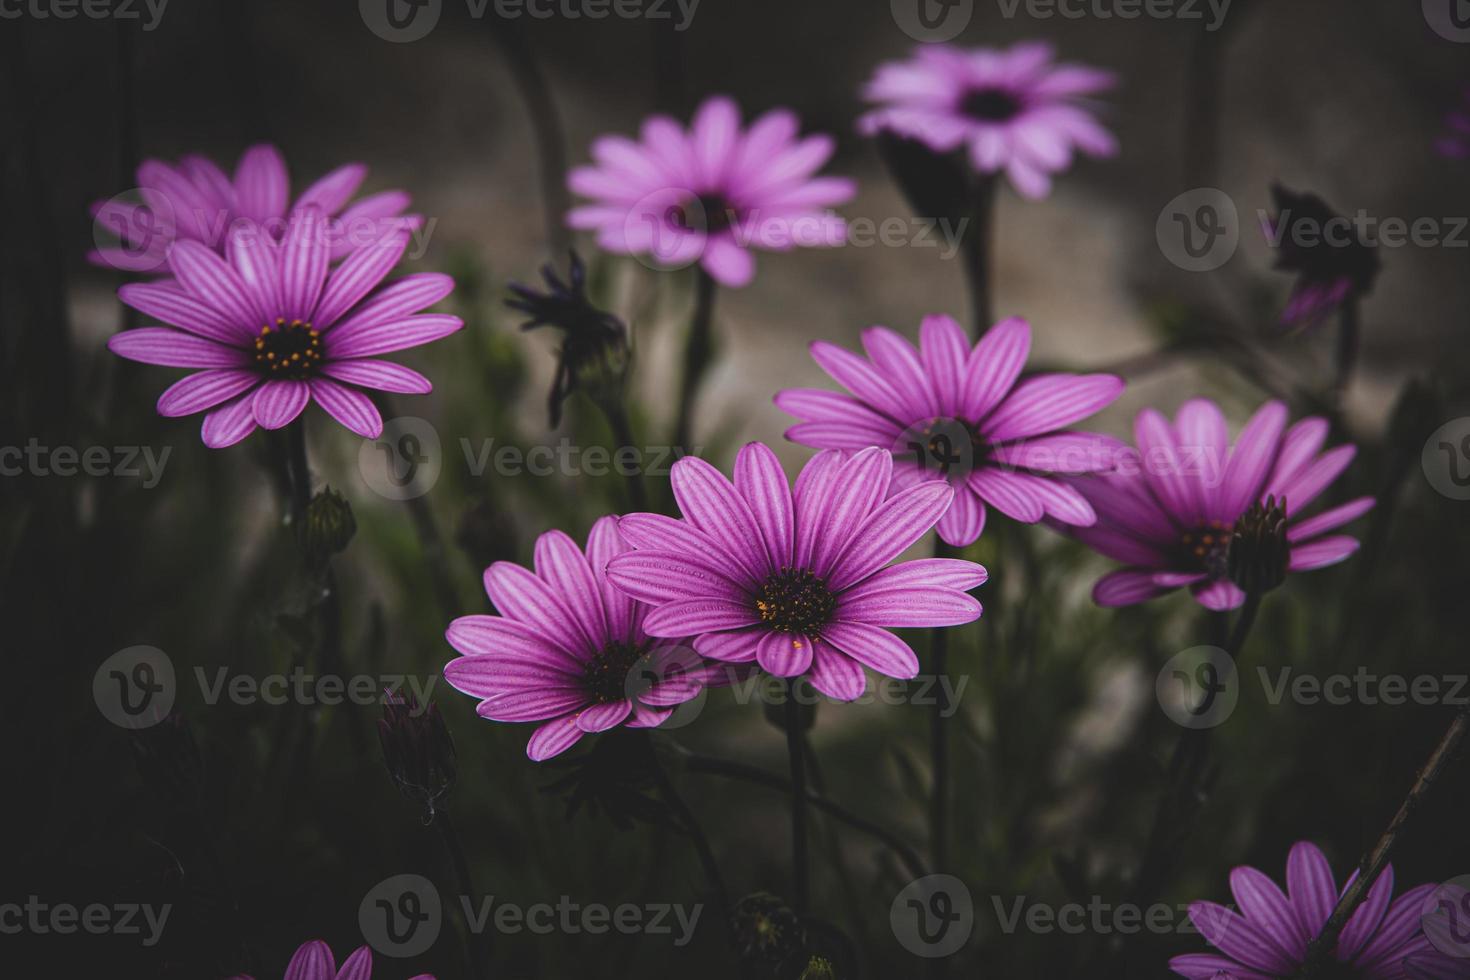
[4,0,1470,976]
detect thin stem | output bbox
[673,268,717,453]
[604,400,649,511]
[784,680,810,915]
[283,419,311,527]
[649,746,731,926]
[679,753,929,881]
[961,175,997,338]
[489,21,571,258]
[435,809,492,980]
[1299,705,1470,977]
[929,538,955,877]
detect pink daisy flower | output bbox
[443,517,724,762]
[1171,841,1469,980]
[107,212,461,447]
[776,315,1126,548]
[566,95,856,288]
[858,41,1117,199]
[230,939,432,980]
[1068,399,1374,610]
[604,443,987,700]
[91,143,419,274]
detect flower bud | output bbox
[296,486,356,564]
[731,892,806,980]
[378,694,457,821]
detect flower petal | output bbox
[251,379,310,429]
[806,642,866,701]
[820,621,919,679]
[1219,400,1289,521]
[827,481,952,591]
[1288,535,1360,571]
[756,630,814,677]
[643,599,761,637]
[960,316,1030,422]
[670,455,771,580]
[735,442,794,569]
[837,587,981,627]
[109,328,250,368]
[575,699,632,733]
[282,939,335,980]
[312,229,411,328]
[157,369,260,418]
[200,392,259,448]
[526,715,586,761]
[324,314,464,358]
[320,358,432,394]
[1093,569,1172,607]
[307,378,382,438]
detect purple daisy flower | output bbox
[91,143,419,274]
[858,41,1117,199]
[443,517,724,762]
[567,95,856,288]
[775,315,1126,547]
[1171,841,1468,980]
[230,939,432,980]
[1068,398,1374,610]
[603,443,987,700]
[107,211,461,447]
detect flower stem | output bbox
[929,539,955,878]
[649,745,731,927]
[1299,704,1470,977]
[488,20,570,258]
[673,267,717,454]
[783,680,810,916]
[604,399,649,512]
[1333,295,1361,408]
[680,752,929,881]
[961,175,998,338]
[283,418,311,528]
[434,808,492,980]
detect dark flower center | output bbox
[670,193,736,235]
[254,318,323,379]
[960,87,1023,122]
[755,568,836,635]
[905,417,988,479]
[583,641,649,704]
[1180,520,1232,579]
[1303,961,1370,980]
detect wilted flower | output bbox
[229,939,432,979]
[731,893,807,980]
[442,517,723,761]
[1067,399,1374,610]
[1170,841,1466,980]
[507,250,629,427]
[859,42,1116,199]
[378,694,457,821]
[296,486,357,564]
[606,443,986,698]
[539,727,665,829]
[777,315,1124,546]
[1265,183,1380,329]
[567,95,856,287]
[91,143,419,274]
[107,214,460,446]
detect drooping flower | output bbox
[506,250,629,427]
[1067,399,1374,610]
[230,939,432,980]
[776,315,1125,547]
[858,41,1116,199]
[1265,183,1380,329]
[91,143,419,274]
[107,212,460,447]
[1170,841,1468,980]
[566,95,856,287]
[442,517,723,762]
[604,443,986,699]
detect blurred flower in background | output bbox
[859,41,1116,199]
[1265,183,1381,330]
[90,143,420,273]
[566,95,856,287]
[777,314,1125,546]
[1067,399,1374,609]
[1435,86,1470,159]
